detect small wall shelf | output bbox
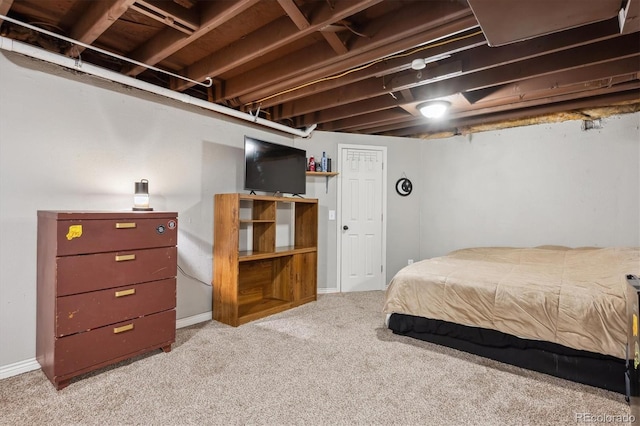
[306,172,338,177]
[306,171,338,192]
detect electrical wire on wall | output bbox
[178,264,211,287]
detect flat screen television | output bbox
[244,136,307,195]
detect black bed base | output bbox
[388,313,627,395]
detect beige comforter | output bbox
[383,246,640,359]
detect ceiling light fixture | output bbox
[418,101,451,119]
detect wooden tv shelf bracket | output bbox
[306,171,338,193]
[213,193,318,326]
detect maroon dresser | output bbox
[36,211,178,390]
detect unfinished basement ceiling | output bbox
[0,0,638,138]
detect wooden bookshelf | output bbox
[213,194,318,326]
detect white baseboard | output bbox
[318,288,339,294]
[0,358,40,380]
[0,312,213,381]
[176,311,212,328]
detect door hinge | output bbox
[381,265,383,273]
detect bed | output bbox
[383,246,640,394]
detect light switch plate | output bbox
[329,210,336,221]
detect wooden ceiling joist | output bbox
[2,0,637,138]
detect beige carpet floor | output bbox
[0,291,632,425]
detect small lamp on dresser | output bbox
[133,179,153,211]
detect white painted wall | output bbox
[0,50,423,370]
[0,51,296,367]
[419,116,640,258]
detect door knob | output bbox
[343,225,349,230]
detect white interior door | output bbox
[339,146,386,292]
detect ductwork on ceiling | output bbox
[467,0,628,46]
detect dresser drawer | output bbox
[54,309,176,377]
[55,217,177,256]
[56,278,176,337]
[57,246,177,296]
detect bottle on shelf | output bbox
[321,152,327,173]
[308,156,315,171]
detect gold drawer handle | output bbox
[113,324,134,334]
[115,254,136,262]
[115,288,136,298]
[115,222,136,229]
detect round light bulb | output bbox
[418,101,450,119]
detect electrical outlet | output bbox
[408,259,414,265]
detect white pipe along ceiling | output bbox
[0,19,316,138]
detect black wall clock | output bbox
[395,177,413,196]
